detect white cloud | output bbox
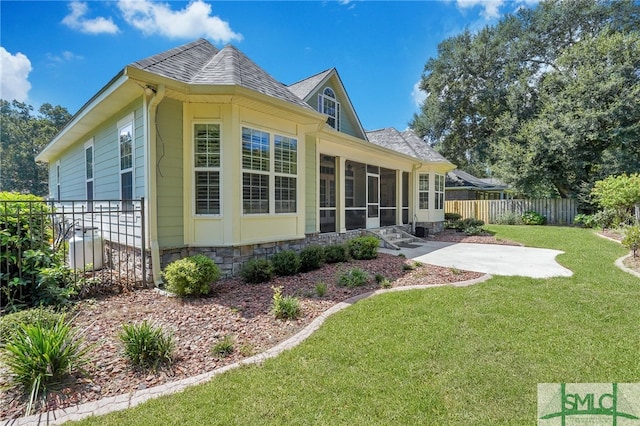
[457,0,504,20]
[0,47,32,102]
[47,50,84,64]
[411,81,427,108]
[117,0,242,43]
[62,1,119,34]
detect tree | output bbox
[0,100,71,196]
[410,0,640,198]
[591,173,640,215]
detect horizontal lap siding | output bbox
[305,135,317,234]
[445,199,577,225]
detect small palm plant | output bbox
[1,314,93,415]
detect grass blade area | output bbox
[75,226,639,425]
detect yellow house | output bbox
[36,39,455,283]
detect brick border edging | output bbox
[3,274,493,426]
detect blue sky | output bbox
[1,0,538,131]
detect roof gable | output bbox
[288,68,366,139]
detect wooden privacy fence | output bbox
[445,199,577,225]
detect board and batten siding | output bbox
[155,98,184,249]
[304,135,317,234]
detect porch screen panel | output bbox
[345,160,366,230]
[402,172,409,224]
[320,155,336,233]
[380,167,396,226]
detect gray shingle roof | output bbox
[366,128,452,163]
[130,39,311,110]
[287,69,333,100]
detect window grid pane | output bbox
[242,127,270,172]
[120,125,133,171]
[85,147,93,179]
[419,173,429,209]
[195,171,220,214]
[274,135,297,175]
[275,176,296,213]
[194,124,221,168]
[243,173,269,214]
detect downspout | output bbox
[147,84,165,285]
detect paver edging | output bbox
[1,273,492,426]
[615,254,640,278]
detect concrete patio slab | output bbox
[380,241,572,279]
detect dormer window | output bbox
[318,87,340,131]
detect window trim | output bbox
[118,117,134,210]
[318,87,340,131]
[56,160,61,201]
[241,126,298,216]
[434,174,445,210]
[418,173,430,210]
[84,139,94,210]
[193,121,223,216]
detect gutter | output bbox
[146,84,165,285]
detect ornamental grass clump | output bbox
[1,314,93,415]
[271,286,301,320]
[163,255,221,297]
[337,267,370,288]
[211,335,235,358]
[119,320,175,370]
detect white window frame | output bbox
[241,126,298,215]
[418,173,430,210]
[85,139,94,210]
[193,122,222,216]
[56,160,61,201]
[118,114,134,210]
[318,87,340,131]
[435,174,445,210]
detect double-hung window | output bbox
[242,127,297,214]
[419,174,429,209]
[435,174,445,210]
[194,123,221,215]
[119,120,133,211]
[318,87,340,131]
[85,140,94,211]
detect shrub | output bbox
[379,279,392,289]
[119,320,174,369]
[521,211,546,225]
[241,258,274,284]
[0,192,61,311]
[374,273,385,284]
[494,211,523,225]
[444,212,462,221]
[463,226,484,236]
[324,244,349,263]
[34,265,78,307]
[315,282,327,297]
[337,267,370,288]
[271,286,301,320]
[574,213,597,228]
[622,225,640,258]
[162,255,220,297]
[347,236,379,260]
[271,250,301,276]
[300,245,326,272]
[0,306,63,341]
[211,335,234,357]
[461,218,485,228]
[593,208,617,229]
[1,314,92,415]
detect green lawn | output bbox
[75,226,639,425]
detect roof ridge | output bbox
[132,38,215,70]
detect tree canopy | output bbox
[0,100,71,196]
[410,0,640,200]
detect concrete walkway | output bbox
[380,241,573,279]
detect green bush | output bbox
[337,267,370,288]
[314,282,327,297]
[1,314,92,415]
[271,250,301,276]
[241,258,274,284]
[521,211,546,225]
[347,236,379,260]
[34,265,78,306]
[300,245,326,272]
[574,213,597,228]
[444,212,462,221]
[271,286,301,320]
[119,320,175,369]
[593,209,617,229]
[324,244,349,263]
[622,225,640,258]
[163,255,220,297]
[0,306,63,341]
[0,192,61,311]
[494,211,523,225]
[463,226,484,236]
[211,335,235,358]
